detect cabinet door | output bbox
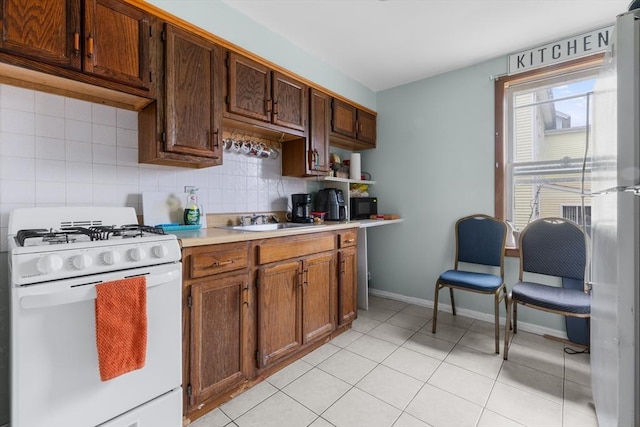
[83,0,150,89]
[338,246,358,325]
[357,109,376,146]
[257,260,302,368]
[331,98,357,138]
[272,71,306,132]
[0,0,81,69]
[227,52,271,123]
[189,273,250,408]
[163,23,222,161]
[302,252,334,343]
[308,88,331,173]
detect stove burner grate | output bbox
[89,224,165,240]
[16,225,165,246]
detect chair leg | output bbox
[493,290,500,354]
[503,287,510,330]
[449,287,456,316]
[513,301,518,334]
[432,282,441,334]
[504,293,512,360]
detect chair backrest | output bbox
[519,217,587,281]
[455,214,507,271]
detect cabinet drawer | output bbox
[188,242,249,278]
[257,233,335,265]
[338,230,357,248]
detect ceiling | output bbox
[221,0,631,92]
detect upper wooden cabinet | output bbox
[139,22,223,168]
[84,0,151,89]
[0,0,81,69]
[0,0,153,92]
[281,88,331,177]
[330,98,377,150]
[226,51,307,135]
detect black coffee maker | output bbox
[291,193,313,223]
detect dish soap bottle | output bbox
[183,188,201,225]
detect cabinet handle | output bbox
[273,100,278,116]
[213,128,220,149]
[266,99,273,113]
[87,33,94,58]
[73,31,80,56]
[340,259,345,275]
[298,270,303,288]
[356,121,361,133]
[211,260,234,267]
[243,286,249,306]
[304,269,309,288]
[343,239,355,244]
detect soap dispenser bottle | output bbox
[184,188,201,225]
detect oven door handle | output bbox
[20,268,181,310]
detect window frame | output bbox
[494,54,604,257]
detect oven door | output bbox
[11,262,182,427]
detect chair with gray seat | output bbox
[432,214,508,354]
[503,217,590,360]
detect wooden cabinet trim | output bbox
[257,233,335,265]
[338,230,357,248]
[120,0,377,115]
[186,242,249,278]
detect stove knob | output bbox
[129,247,147,261]
[72,254,93,270]
[102,250,121,265]
[152,244,169,258]
[36,254,64,274]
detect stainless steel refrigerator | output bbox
[591,8,640,427]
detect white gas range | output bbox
[8,206,183,427]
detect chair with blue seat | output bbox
[503,217,590,360]
[432,214,508,354]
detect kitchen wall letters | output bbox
[508,26,613,75]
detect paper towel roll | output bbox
[350,153,361,180]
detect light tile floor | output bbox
[190,295,597,427]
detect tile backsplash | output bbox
[0,84,309,251]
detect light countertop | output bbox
[173,219,403,248]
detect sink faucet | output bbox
[251,214,269,225]
[240,214,268,225]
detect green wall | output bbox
[363,57,565,331]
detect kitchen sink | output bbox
[220,222,320,232]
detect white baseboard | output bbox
[368,288,568,340]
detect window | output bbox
[495,55,603,253]
[562,205,591,226]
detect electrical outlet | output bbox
[184,186,195,193]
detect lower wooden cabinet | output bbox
[338,229,358,325]
[338,246,357,325]
[187,272,251,409]
[257,251,334,369]
[181,228,357,421]
[257,260,302,368]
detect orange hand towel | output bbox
[95,276,147,381]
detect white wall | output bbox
[0,84,310,252]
